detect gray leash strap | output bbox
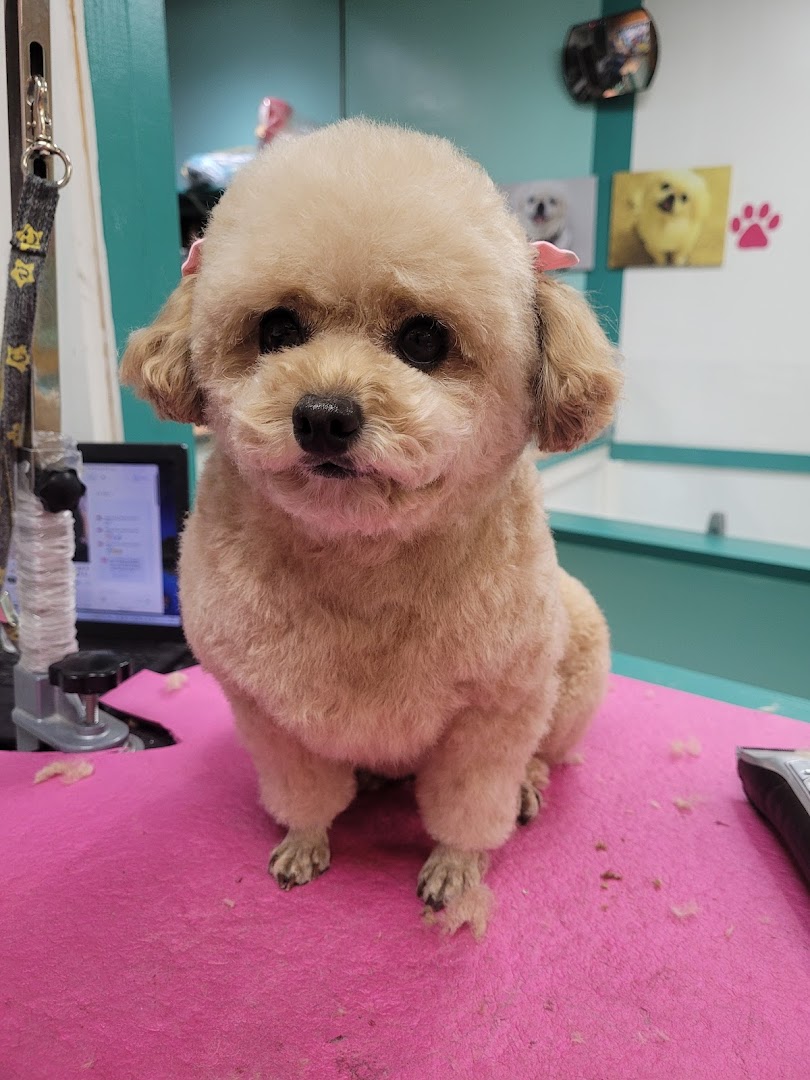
[0,172,60,596]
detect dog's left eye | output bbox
[259,307,307,353]
[394,316,450,371]
[679,193,688,203]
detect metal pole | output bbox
[3,1,130,752]
[5,0,65,440]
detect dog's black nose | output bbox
[292,394,363,456]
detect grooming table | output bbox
[2,668,808,1080]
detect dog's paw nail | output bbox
[417,881,443,909]
[518,782,542,825]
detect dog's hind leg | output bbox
[537,569,609,765]
[517,756,551,825]
[518,571,609,827]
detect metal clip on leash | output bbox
[2,0,131,751]
[22,72,72,189]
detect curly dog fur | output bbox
[122,120,621,910]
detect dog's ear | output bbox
[120,275,204,425]
[532,275,622,453]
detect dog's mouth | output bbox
[307,458,359,479]
[657,194,676,214]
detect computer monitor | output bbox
[7,443,189,640]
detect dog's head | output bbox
[122,121,620,537]
[522,184,569,243]
[638,170,710,225]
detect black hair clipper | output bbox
[736,747,810,888]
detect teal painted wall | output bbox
[556,538,810,699]
[585,0,634,343]
[344,0,600,293]
[84,0,195,473]
[609,443,810,474]
[344,0,596,179]
[165,0,341,181]
[612,653,810,724]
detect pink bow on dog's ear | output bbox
[181,238,204,277]
[531,240,580,272]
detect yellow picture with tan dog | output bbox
[608,166,731,268]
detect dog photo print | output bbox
[504,176,597,271]
[608,166,732,268]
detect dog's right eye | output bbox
[394,315,450,371]
[259,308,307,353]
[660,182,672,192]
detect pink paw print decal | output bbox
[730,203,781,249]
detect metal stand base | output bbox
[12,664,129,752]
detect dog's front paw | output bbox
[269,827,330,890]
[417,845,486,911]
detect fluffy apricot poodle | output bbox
[122,120,621,911]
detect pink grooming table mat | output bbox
[2,670,808,1080]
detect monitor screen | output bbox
[74,460,180,627]
[7,447,185,631]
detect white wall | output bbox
[544,453,810,549]
[616,0,810,455]
[542,446,612,511]
[613,463,810,547]
[0,0,121,443]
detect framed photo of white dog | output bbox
[503,176,598,271]
[609,165,732,268]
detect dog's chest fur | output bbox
[180,452,560,768]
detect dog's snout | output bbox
[292,394,364,456]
